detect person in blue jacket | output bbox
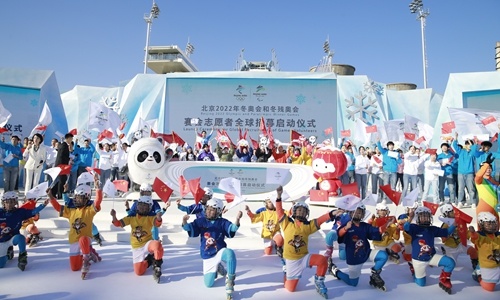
[437,143,457,205]
[376,138,401,202]
[0,135,22,192]
[182,198,242,300]
[452,133,477,208]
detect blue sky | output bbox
[1,0,499,94]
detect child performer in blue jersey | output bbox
[182,198,242,300]
[331,204,389,291]
[404,206,456,294]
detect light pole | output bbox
[143,1,160,74]
[409,0,429,89]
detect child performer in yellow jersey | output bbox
[439,204,478,271]
[276,185,343,299]
[47,175,102,279]
[245,197,284,257]
[111,195,164,283]
[369,203,403,264]
[469,212,500,292]
[397,202,418,277]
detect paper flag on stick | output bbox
[25,181,49,199]
[153,177,174,203]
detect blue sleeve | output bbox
[129,202,138,215]
[63,193,71,205]
[377,141,387,155]
[183,223,197,237]
[228,223,239,238]
[403,222,411,232]
[152,201,161,213]
[446,225,456,235]
[452,140,461,154]
[178,204,188,213]
[368,224,382,241]
[32,204,47,215]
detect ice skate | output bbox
[17,251,27,271]
[217,262,227,278]
[7,246,14,260]
[152,259,163,283]
[314,275,328,299]
[81,255,91,279]
[225,274,235,300]
[93,233,103,246]
[438,270,452,294]
[369,268,386,291]
[472,268,481,283]
[386,248,400,264]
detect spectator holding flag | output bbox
[23,133,47,191]
[51,133,73,199]
[437,143,456,205]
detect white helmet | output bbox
[440,204,454,217]
[206,198,224,218]
[1,191,18,201]
[203,187,213,198]
[351,204,366,221]
[477,212,498,234]
[292,202,310,220]
[140,183,153,192]
[75,185,92,197]
[375,203,389,214]
[415,206,432,226]
[138,195,153,206]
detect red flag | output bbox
[481,115,496,126]
[340,129,351,138]
[372,155,382,164]
[224,192,235,203]
[249,135,258,149]
[172,131,186,147]
[341,182,360,197]
[365,125,378,134]
[424,148,437,155]
[153,177,173,203]
[441,127,452,135]
[98,129,113,142]
[85,166,101,175]
[290,130,303,142]
[267,126,275,149]
[404,132,416,141]
[192,187,206,204]
[222,129,237,149]
[309,189,329,201]
[452,206,473,246]
[178,175,190,198]
[442,121,456,131]
[492,133,499,143]
[57,164,72,176]
[113,180,129,193]
[0,128,8,133]
[69,128,78,136]
[324,127,333,136]
[415,136,426,144]
[35,125,47,131]
[259,117,267,136]
[20,200,36,210]
[188,177,201,203]
[422,201,439,215]
[379,184,401,205]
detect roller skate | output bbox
[386,248,400,264]
[472,268,481,283]
[17,251,27,271]
[93,233,103,246]
[90,247,102,263]
[29,233,41,247]
[81,255,91,279]
[314,275,328,299]
[438,270,452,294]
[145,253,154,268]
[153,259,163,283]
[226,274,235,300]
[369,268,386,291]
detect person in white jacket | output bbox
[402,146,428,199]
[354,145,371,199]
[23,133,47,191]
[421,152,441,203]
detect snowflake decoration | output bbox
[296,94,306,105]
[363,79,384,96]
[344,91,380,123]
[30,98,38,107]
[182,83,193,94]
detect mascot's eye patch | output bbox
[153,151,162,163]
[138,151,149,163]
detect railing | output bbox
[147,53,197,71]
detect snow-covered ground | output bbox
[1,198,498,300]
